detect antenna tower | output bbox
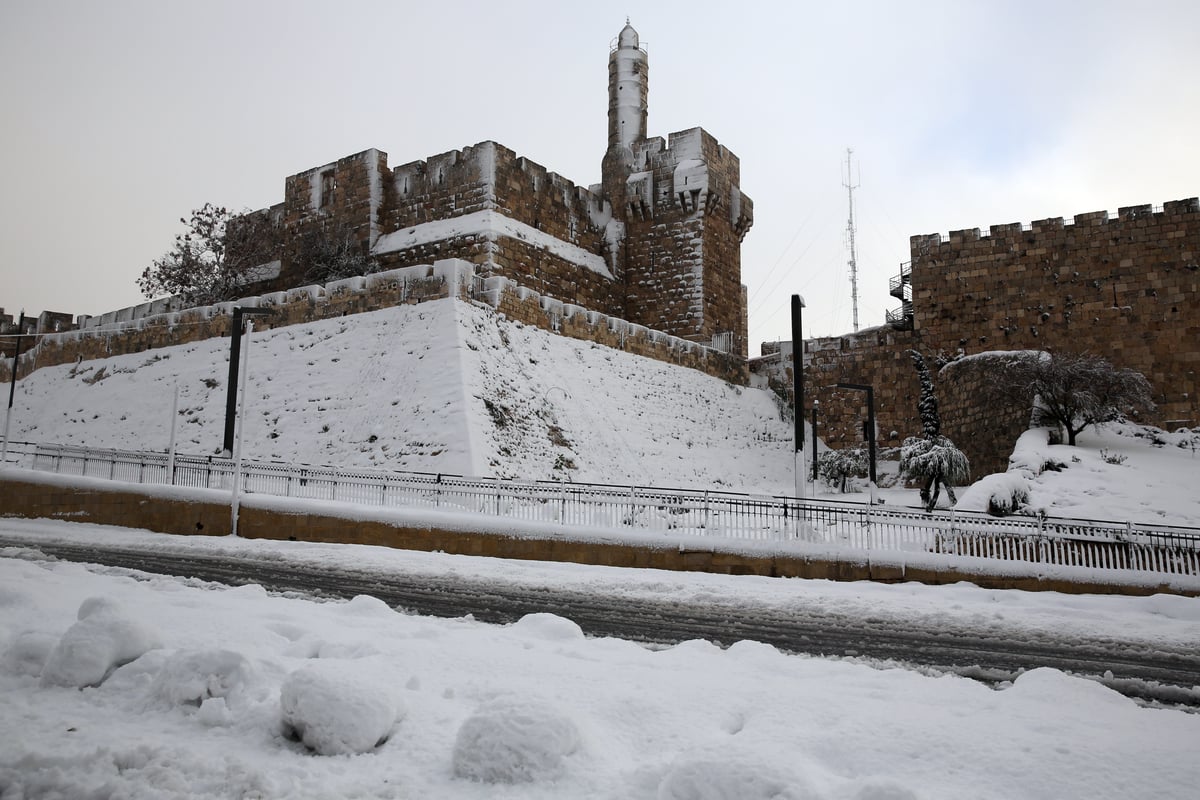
[843,148,860,332]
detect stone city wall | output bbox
[1,262,468,383]
[479,276,748,386]
[912,198,1200,429]
[754,197,1200,482]
[4,261,747,389]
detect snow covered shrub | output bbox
[39,597,161,688]
[1099,448,1127,465]
[817,448,867,492]
[903,351,970,511]
[657,758,815,800]
[899,435,970,511]
[452,697,580,784]
[955,473,1030,517]
[279,661,401,755]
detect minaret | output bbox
[601,21,648,212]
[607,21,648,152]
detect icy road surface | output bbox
[2,521,1197,706]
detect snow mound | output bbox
[152,649,258,709]
[1007,667,1132,710]
[336,594,395,618]
[1008,427,1058,475]
[39,597,161,688]
[279,661,401,755]
[452,697,581,783]
[656,759,817,800]
[1,630,59,677]
[956,472,1030,515]
[510,612,585,641]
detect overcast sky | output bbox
[2,0,1198,347]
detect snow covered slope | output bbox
[6,299,795,493]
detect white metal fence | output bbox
[8,442,1200,579]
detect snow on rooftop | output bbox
[372,210,612,279]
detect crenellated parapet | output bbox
[616,126,752,355]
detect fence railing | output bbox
[8,442,1200,579]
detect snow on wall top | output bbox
[372,210,613,280]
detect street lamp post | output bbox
[836,381,877,501]
[223,306,275,456]
[229,309,275,537]
[812,399,819,482]
[790,294,805,499]
[218,306,274,537]
[1,312,27,465]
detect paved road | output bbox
[4,535,1198,706]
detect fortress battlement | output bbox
[913,197,1200,250]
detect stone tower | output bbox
[599,22,754,356]
[607,23,649,151]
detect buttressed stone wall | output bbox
[4,261,748,389]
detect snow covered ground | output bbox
[8,299,795,492]
[2,517,1199,799]
[5,289,1200,798]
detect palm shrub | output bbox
[901,351,970,511]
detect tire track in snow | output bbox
[6,536,1198,707]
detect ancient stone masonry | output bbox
[6,23,753,393]
[2,260,747,388]
[910,199,1200,431]
[219,22,754,359]
[753,197,1200,480]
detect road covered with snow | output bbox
[3,518,1199,799]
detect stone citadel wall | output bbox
[753,197,1200,481]
[2,260,747,389]
[268,142,624,321]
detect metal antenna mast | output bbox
[843,148,861,332]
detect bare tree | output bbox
[999,351,1155,446]
[295,224,376,285]
[900,350,970,511]
[137,204,280,307]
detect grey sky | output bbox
[2,0,1197,347]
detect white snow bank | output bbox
[279,660,401,755]
[452,697,581,783]
[2,527,1199,799]
[1008,666,1132,710]
[39,597,161,688]
[1,631,58,677]
[510,612,585,642]
[152,649,258,710]
[1008,427,1058,475]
